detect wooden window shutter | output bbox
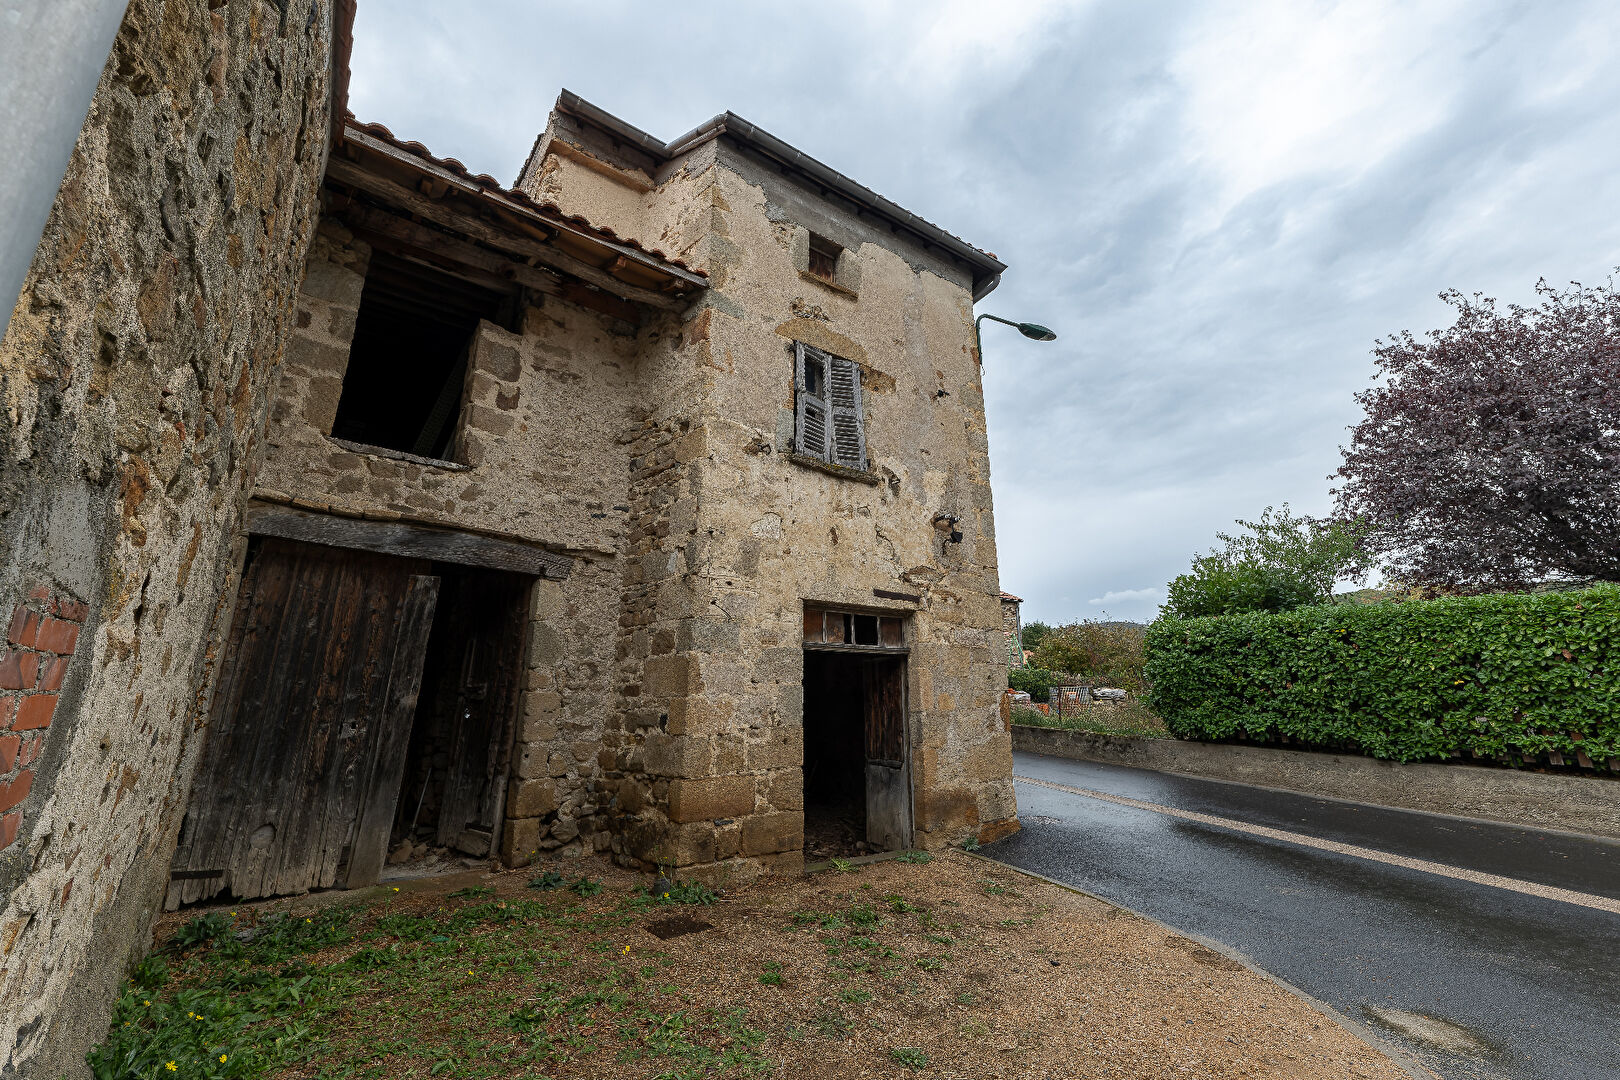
[794,341,831,459]
[828,355,866,470]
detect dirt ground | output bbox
[123,850,1411,1080]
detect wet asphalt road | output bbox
[982,752,1620,1080]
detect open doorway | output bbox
[802,605,911,860]
[391,564,530,865]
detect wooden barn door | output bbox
[168,539,439,906]
[861,656,912,850]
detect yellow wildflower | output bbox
[219,1054,227,1063]
[165,1064,177,1073]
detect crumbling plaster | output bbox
[0,1,337,1073]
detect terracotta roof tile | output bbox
[344,116,706,278]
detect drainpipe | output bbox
[0,0,130,342]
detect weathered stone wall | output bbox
[1002,598,1023,666]
[253,219,707,870]
[546,137,1019,882]
[0,1,336,1073]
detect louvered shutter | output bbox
[794,341,831,459]
[828,355,866,470]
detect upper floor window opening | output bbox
[807,234,842,281]
[794,341,867,472]
[329,250,513,462]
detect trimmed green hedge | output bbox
[1144,584,1620,764]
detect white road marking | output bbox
[1013,774,1620,916]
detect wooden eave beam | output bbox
[339,128,707,289]
[326,154,687,313]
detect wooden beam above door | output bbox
[246,504,572,580]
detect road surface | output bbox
[983,750,1620,1080]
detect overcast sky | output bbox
[350,1,1620,624]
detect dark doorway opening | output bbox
[802,650,910,860]
[392,564,530,862]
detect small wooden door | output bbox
[861,656,912,850]
[168,539,439,906]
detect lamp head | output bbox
[1017,322,1057,342]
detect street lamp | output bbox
[974,313,1057,361]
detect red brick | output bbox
[55,600,89,623]
[38,655,68,692]
[0,735,16,772]
[18,734,42,767]
[0,771,32,814]
[13,695,56,731]
[34,618,79,655]
[6,608,38,648]
[0,810,18,851]
[25,586,50,603]
[0,651,39,690]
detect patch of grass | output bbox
[893,850,933,864]
[827,858,858,874]
[667,880,719,905]
[891,1047,929,1068]
[845,903,881,928]
[759,962,783,986]
[447,885,494,900]
[838,989,873,1005]
[884,895,921,914]
[528,870,567,890]
[571,876,605,897]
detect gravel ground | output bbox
[135,849,1413,1079]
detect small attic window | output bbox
[807,234,841,281]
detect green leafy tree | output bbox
[1019,620,1053,653]
[1028,619,1148,693]
[1164,505,1367,619]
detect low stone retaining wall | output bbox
[1012,725,1620,841]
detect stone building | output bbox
[1,6,1019,1071]
[1001,591,1025,666]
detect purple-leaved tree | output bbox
[1334,277,1620,590]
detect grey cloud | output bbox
[349,1,1620,624]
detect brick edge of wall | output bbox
[1011,724,1620,841]
[0,587,87,852]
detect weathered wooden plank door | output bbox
[168,539,439,906]
[430,569,529,855]
[862,656,912,850]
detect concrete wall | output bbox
[1013,726,1620,840]
[0,1,337,1072]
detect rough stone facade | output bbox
[0,1,340,1073]
[1001,592,1024,666]
[243,96,1021,888]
